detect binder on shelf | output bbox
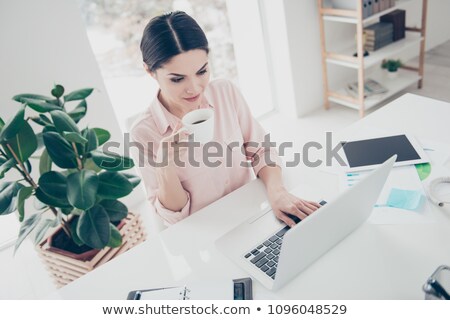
[380,0,390,11]
[373,0,381,14]
[363,0,370,18]
[367,0,373,17]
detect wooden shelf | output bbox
[317,0,427,117]
[329,68,421,110]
[326,33,423,69]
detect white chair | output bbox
[125,113,167,234]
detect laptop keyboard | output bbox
[244,200,327,280]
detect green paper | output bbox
[415,163,431,181]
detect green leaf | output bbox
[93,128,110,146]
[0,117,5,131]
[30,117,47,126]
[0,158,16,179]
[13,93,54,103]
[63,132,88,145]
[83,157,102,173]
[64,88,94,102]
[20,98,61,113]
[77,205,110,249]
[34,218,59,246]
[107,223,122,248]
[82,128,98,153]
[122,173,141,188]
[46,99,62,107]
[97,172,133,200]
[0,107,25,141]
[68,100,87,123]
[67,170,98,210]
[36,171,71,208]
[43,125,57,133]
[35,188,72,209]
[91,150,134,171]
[14,213,41,254]
[51,84,65,98]
[31,114,54,127]
[5,121,38,163]
[61,206,74,215]
[17,186,33,222]
[40,114,53,125]
[30,114,54,128]
[43,132,78,168]
[39,149,52,175]
[69,216,84,246]
[0,181,24,215]
[50,110,80,134]
[99,199,128,222]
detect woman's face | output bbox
[151,49,210,115]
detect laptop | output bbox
[215,155,396,291]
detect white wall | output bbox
[0,0,147,243]
[266,0,450,117]
[0,0,122,139]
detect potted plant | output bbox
[0,84,146,286]
[381,59,403,78]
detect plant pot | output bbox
[387,71,398,79]
[37,212,146,288]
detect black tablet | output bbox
[341,134,428,171]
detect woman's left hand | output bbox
[267,186,321,227]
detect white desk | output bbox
[53,94,450,299]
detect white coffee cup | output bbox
[181,108,215,144]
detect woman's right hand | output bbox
[155,122,189,166]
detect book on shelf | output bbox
[365,30,394,42]
[364,22,394,51]
[364,22,394,36]
[365,28,394,40]
[365,33,394,45]
[365,37,394,51]
[346,79,388,98]
[380,9,406,41]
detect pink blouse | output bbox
[130,79,281,224]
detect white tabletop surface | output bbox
[53,93,450,299]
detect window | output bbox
[78,0,274,131]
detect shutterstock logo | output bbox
[100,132,346,169]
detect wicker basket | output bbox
[37,212,146,288]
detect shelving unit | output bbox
[317,0,428,117]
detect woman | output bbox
[131,11,320,227]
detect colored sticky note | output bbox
[386,188,424,211]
